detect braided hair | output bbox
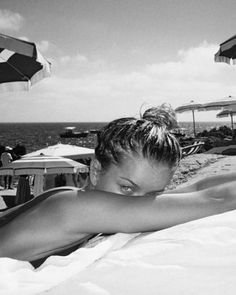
[95,104,181,170]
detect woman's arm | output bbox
[69,182,236,234]
[169,172,236,193]
[1,181,236,261]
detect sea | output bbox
[0,121,231,154]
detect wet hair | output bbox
[95,104,181,170]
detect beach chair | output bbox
[181,141,205,158]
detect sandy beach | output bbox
[175,154,236,188]
[167,153,233,190]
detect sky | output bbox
[0,0,236,122]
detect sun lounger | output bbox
[181,141,205,157]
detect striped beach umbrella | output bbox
[0,33,51,92]
[215,34,236,65]
[0,155,88,176]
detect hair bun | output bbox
[142,104,178,130]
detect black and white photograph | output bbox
[0,1,236,294]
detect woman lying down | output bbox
[0,105,236,268]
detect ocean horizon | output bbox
[0,121,232,154]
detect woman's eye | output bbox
[120,186,134,195]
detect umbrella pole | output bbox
[192,109,196,137]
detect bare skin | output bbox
[170,172,236,193]
[91,154,175,197]
[0,155,236,262]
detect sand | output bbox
[167,153,225,190]
[176,154,236,188]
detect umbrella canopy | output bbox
[200,96,236,111]
[0,155,88,176]
[215,34,236,65]
[175,100,204,137]
[216,105,236,118]
[175,101,203,113]
[216,105,236,131]
[23,143,94,160]
[0,33,51,92]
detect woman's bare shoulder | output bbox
[34,188,82,222]
[0,188,85,260]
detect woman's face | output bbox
[94,154,175,197]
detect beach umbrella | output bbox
[175,100,204,137]
[0,155,88,176]
[0,33,51,92]
[216,105,236,133]
[23,143,94,160]
[201,95,236,111]
[215,34,236,65]
[199,96,236,136]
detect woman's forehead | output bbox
[119,153,166,168]
[113,154,173,188]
